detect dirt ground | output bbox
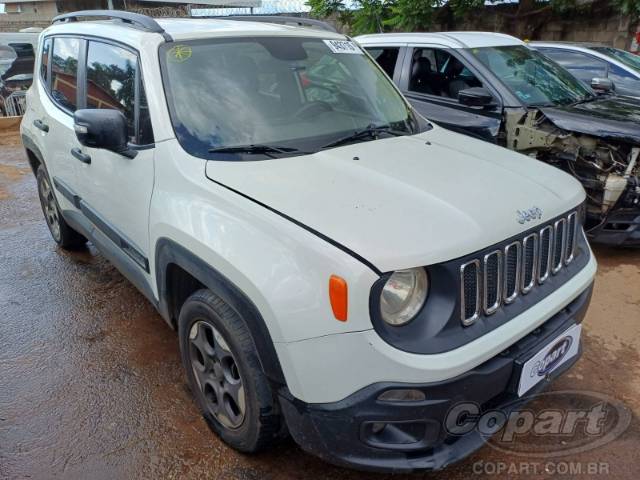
[1,131,639,480]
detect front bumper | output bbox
[279,282,593,473]
[588,208,640,246]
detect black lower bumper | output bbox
[279,283,593,473]
[589,208,640,246]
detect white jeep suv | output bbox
[22,11,597,472]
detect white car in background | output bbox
[532,41,640,97]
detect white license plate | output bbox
[517,324,582,396]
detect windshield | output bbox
[469,45,593,106]
[592,46,640,73]
[160,37,419,159]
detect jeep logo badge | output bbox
[517,206,543,224]
[535,336,573,377]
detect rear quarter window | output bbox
[40,38,51,85]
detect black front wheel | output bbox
[178,289,282,452]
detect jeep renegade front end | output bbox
[21,11,596,472]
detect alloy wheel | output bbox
[39,174,61,242]
[189,320,246,429]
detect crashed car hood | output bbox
[205,126,585,272]
[540,95,640,145]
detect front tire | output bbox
[36,165,87,249]
[178,289,281,452]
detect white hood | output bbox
[205,126,585,272]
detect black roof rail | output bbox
[209,15,337,33]
[52,10,173,42]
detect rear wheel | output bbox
[36,165,86,249]
[178,289,281,452]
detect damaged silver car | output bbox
[357,32,640,246]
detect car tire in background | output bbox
[178,288,282,452]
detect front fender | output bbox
[149,141,380,345]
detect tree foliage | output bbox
[615,0,640,15]
[307,0,640,34]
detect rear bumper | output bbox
[589,208,640,246]
[279,282,593,473]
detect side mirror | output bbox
[458,87,495,107]
[591,77,614,93]
[73,109,137,158]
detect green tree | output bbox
[307,0,640,34]
[352,0,392,34]
[385,0,441,31]
[616,0,640,14]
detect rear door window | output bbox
[365,47,400,78]
[51,37,81,111]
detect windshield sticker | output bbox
[168,45,193,63]
[323,40,363,55]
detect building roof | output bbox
[355,31,524,49]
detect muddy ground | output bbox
[1,131,639,480]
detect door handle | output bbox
[71,148,91,164]
[33,119,49,133]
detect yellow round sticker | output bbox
[168,45,192,63]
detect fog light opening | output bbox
[371,422,387,435]
[363,421,427,446]
[377,389,426,403]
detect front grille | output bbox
[460,210,580,326]
[460,260,480,325]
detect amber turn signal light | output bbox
[329,275,348,322]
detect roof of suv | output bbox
[355,31,524,48]
[42,17,343,50]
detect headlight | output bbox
[380,268,428,326]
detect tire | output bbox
[178,288,281,452]
[36,165,87,249]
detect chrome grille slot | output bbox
[459,209,579,326]
[552,218,566,274]
[521,233,538,294]
[565,212,578,264]
[538,225,553,283]
[483,250,502,315]
[460,260,480,325]
[503,241,521,304]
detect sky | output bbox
[193,0,311,15]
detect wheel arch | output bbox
[21,134,44,176]
[155,237,286,386]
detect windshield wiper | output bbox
[208,144,305,158]
[321,124,408,150]
[567,95,598,106]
